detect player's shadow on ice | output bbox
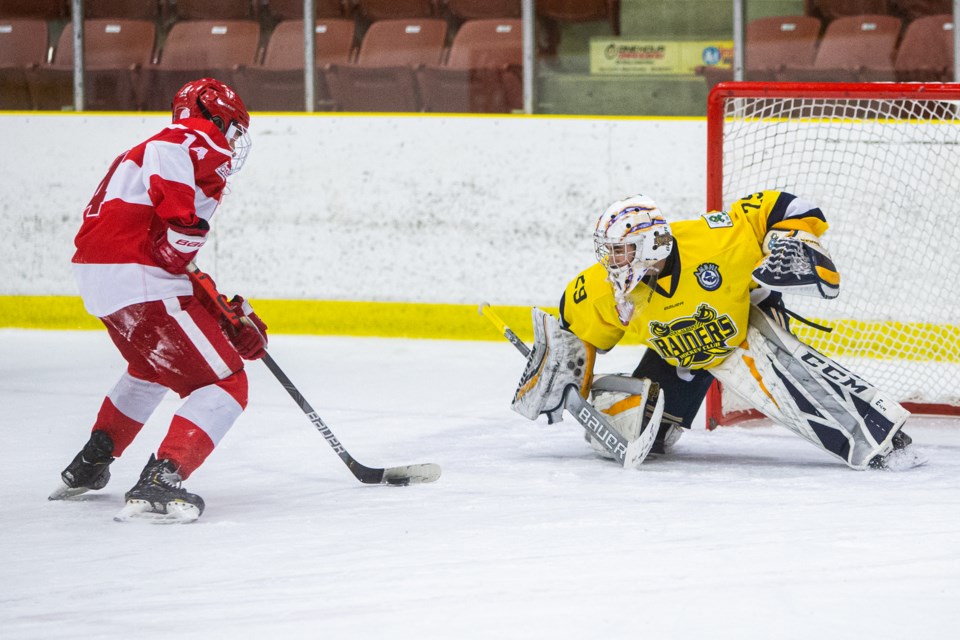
[661,450,841,471]
[50,493,116,503]
[528,449,842,472]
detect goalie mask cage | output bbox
[705,81,960,427]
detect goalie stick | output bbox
[479,302,660,468]
[188,263,441,486]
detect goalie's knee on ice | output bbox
[586,374,665,462]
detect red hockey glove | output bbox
[225,295,268,360]
[152,219,210,274]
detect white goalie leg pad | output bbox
[512,308,595,422]
[710,307,909,469]
[586,374,665,467]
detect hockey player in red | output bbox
[49,78,267,523]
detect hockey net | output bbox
[705,82,960,426]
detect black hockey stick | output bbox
[479,302,654,468]
[188,263,441,485]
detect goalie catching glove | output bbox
[511,308,596,422]
[752,229,840,299]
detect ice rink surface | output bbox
[3,329,960,639]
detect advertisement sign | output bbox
[590,39,733,75]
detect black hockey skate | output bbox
[869,430,925,470]
[114,455,205,524]
[48,430,115,500]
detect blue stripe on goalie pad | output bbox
[851,393,896,444]
[822,377,895,444]
[773,366,824,419]
[809,420,852,461]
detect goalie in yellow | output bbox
[511,191,922,470]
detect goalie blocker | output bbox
[511,308,665,468]
[711,307,911,469]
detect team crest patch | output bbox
[694,262,722,291]
[702,211,733,229]
[648,303,737,368]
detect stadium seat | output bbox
[0,0,65,20]
[170,0,256,21]
[699,15,821,89]
[263,0,346,21]
[232,18,355,110]
[0,18,48,109]
[139,19,260,110]
[325,18,446,112]
[805,0,890,22]
[891,0,952,21]
[25,19,156,110]
[444,0,521,21]
[355,0,437,22]
[779,14,900,82]
[894,14,954,81]
[418,19,522,113]
[537,0,620,57]
[84,1,162,20]
[537,0,616,23]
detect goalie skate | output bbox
[868,431,927,471]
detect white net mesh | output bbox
[715,88,960,417]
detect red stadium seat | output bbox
[892,0,953,21]
[84,1,162,20]
[537,0,615,23]
[233,18,356,110]
[325,18,446,111]
[355,0,437,21]
[140,19,260,110]
[536,0,620,56]
[780,14,900,82]
[894,14,954,81]
[0,0,65,20]
[25,19,156,110]
[170,0,256,21]
[0,18,48,109]
[445,0,521,21]
[264,0,346,21]
[805,0,890,22]
[700,15,821,89]
[418,19,522,113]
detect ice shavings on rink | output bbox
[2,329,960,639]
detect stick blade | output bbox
[382,463,442,486]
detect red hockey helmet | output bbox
[172,78,251,174]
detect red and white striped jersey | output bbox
[72,117,234,317]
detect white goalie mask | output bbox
[594,195,674,305]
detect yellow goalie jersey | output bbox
[560,190,829,370]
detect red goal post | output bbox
[705,82,960,427]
